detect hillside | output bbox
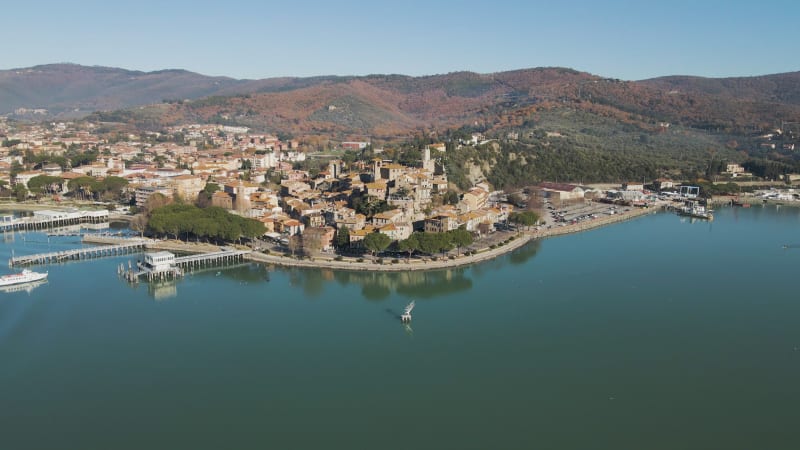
[89,68,606,137]
[6,63,800,185]
[80,67,800,142]
[6,64,800,140]
[0,63,250,116]
[640,72,800,106]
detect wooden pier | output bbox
[1,209,110,232]
[9,239,149,267]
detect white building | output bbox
[143,252,176,272]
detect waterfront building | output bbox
[142,252,176,272]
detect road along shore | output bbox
[136,206,657,272]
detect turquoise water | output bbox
[2,206,800,449]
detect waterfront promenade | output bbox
[3,201,655,272]
[141,206,656,272]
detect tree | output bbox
[10,161,23,178]
[13,184,28,202]
[415,231,445,255]
[27,175,63,196]
[363,232,391,260]
[130,214,148,238]
[397,234,419,260]
[448,228,473,255]
[443,190,460,205]
[335,225,350,249]
[67,176,98,201]
[507,192,524,207]
[143,193,171,215]
[197,182,220,208]
[287,235,301,256]
[509,211,539,231]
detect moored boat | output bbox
[677,200,713,220]
[0,269,49,287]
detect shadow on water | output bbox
[272,239,544,302]
[469,239,541,277]
[128,263,267,300]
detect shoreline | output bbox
[144,206,657,272]
[17,200,656,273]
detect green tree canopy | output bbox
[27,175,63,195]
[335,225,350,249]
[397,234,419,259]
[448,228,473,255]
[147,204,264,243]
[509,211,539,230]
[363,232,391,259]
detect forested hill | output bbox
[639,72,800,106]
[77,67,800,141]
[0,64,249,116]
[6,64,800,186]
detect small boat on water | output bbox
[0,269,48,287]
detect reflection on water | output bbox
[276,239,543,301]
[130,263,267,300]
[282,265,474,301]
[147,280,178,301]
[508,239,541,265]
[0,279,47,295]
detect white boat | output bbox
[0,269,49,287]
[677,200,713,220]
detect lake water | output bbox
[2,206,800,449]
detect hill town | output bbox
[0,118,531,257]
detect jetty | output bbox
[9,239,149,267]
[1,209,109,232]
[121,248,251,282]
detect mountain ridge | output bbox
[3,63,800,143]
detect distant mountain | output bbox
[89,67,604,136]
[0,63,251,116]
[639,72,800,106]
[81,67,800,141]
[4,63,800,144]
[7,63,800,186]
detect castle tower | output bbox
[373,158,382,181]
[423,147,435,173]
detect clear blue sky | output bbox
[2,0,798,81]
